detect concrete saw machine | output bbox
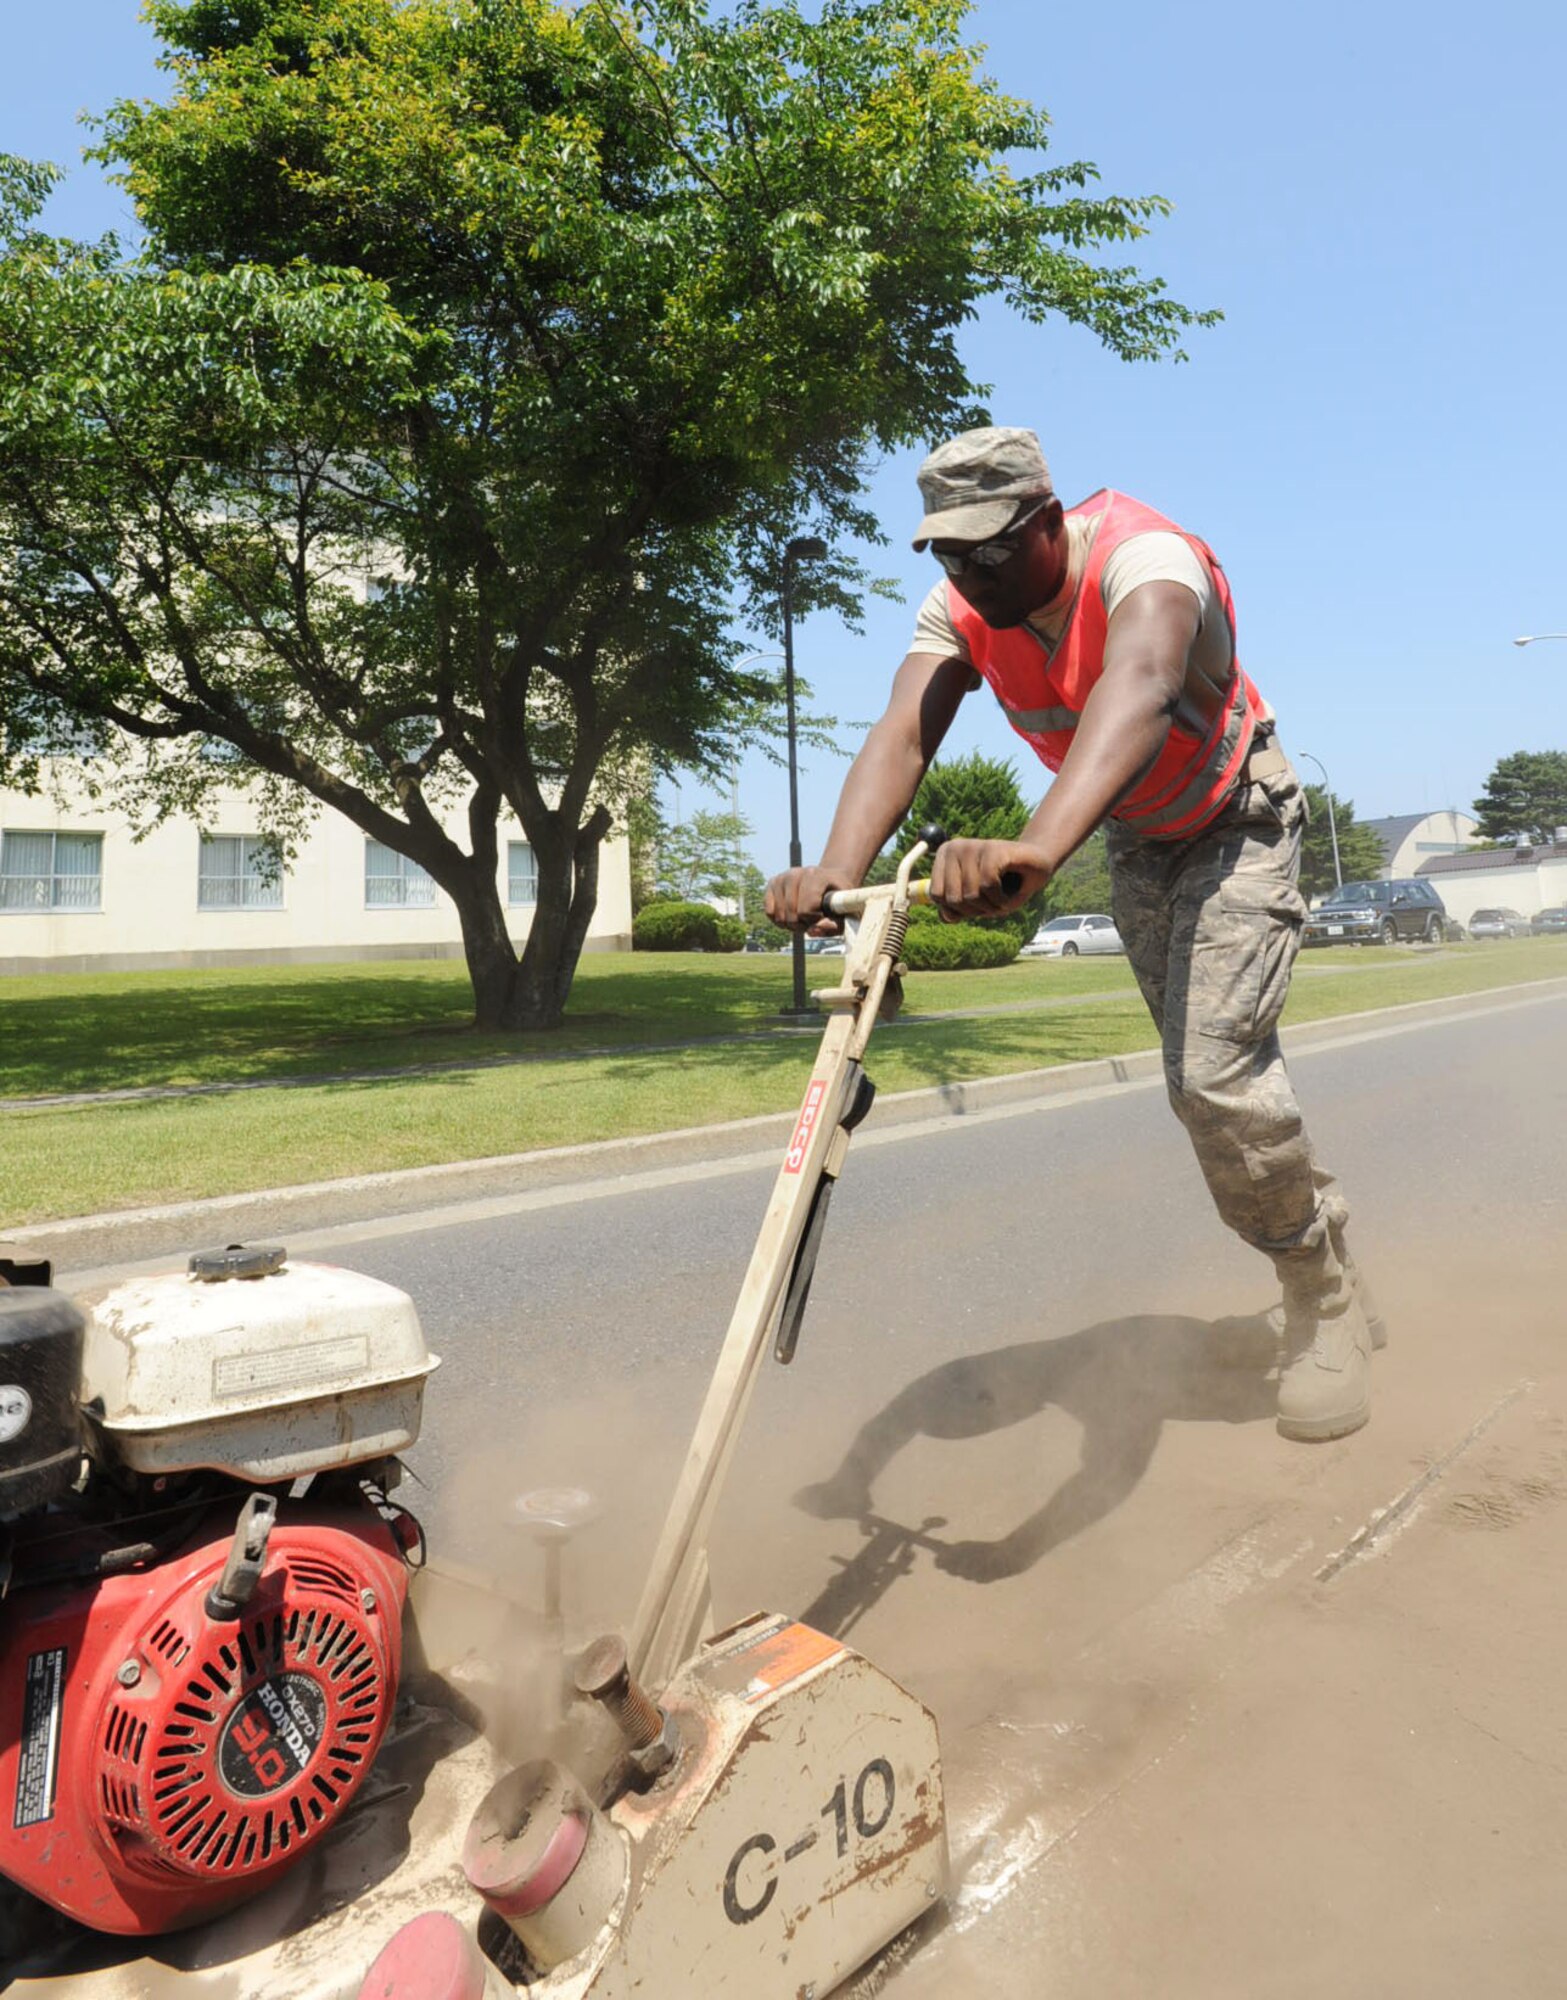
[1,837,959,1999]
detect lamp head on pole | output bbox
[785,535,828,567]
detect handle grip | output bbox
[821,884,889,918]
[822,868,1022,919]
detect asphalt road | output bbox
[165,986,1567,1996]
[330,985,1567,1594]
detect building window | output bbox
[45,717,105,760]
[508,842,538,907]
[365,838,436,908]
[198,834,283,911]
[0,830,103,911]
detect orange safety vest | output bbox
[949,489,1270,840]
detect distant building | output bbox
[1415,838,1567,928]
[1362,810,1479,879]
[0,760,633,976]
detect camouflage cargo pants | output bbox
[1105,755,1352,1310]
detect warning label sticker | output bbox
[784,1079,827,1174]
[14,1646,66,1830]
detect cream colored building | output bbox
[1363,809,1480,879]
[0,762,632,975]
[1416,839,1567,928]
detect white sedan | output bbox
[1021,912,1125,958]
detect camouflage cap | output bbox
[911,427,1053,550]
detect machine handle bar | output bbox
[822,868,1022,920]
[821,882,926,918]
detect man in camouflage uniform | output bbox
[767,427,1381,1441]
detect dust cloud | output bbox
[406,1379,688,1770]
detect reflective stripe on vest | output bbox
[950,489,1269,841]
[1002,702,1081,736]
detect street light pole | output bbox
[1297,750,1342,888]
[1513,634,1567,646]
[731,765,744,923]
[781,536,827,1020]
[730,651,785,935]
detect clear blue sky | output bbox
[7,2,1566,866]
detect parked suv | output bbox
[1531,906,1567,935]
[1468,907,1532,940]
[1302,877,1447,947]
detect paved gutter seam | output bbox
[1314,1382,1534,1582]
[17,974,1567,1274]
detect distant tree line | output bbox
[1471,751,1567,846]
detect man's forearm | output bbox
[1022,669,1176,870]
[817,720,929,880]
[1018,581,1201,870]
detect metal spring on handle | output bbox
[881,909,909,962]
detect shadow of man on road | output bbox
[796,1312,1278,1631]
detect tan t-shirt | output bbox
[910,506,1235,701]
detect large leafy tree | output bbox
[1472,751,1567,846]
[1299,784,1387,901]
[0,0,1214,1030]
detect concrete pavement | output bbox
[865,1254,1567,1999]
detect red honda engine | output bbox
[0,1500,411,1935]
[0,1246,438,1941]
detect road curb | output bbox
[22,975,1567,1275]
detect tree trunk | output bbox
[446,809,610,1033]
[450,868,530,1031]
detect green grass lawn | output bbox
[0,951,1148,1097]
[3,939,1563,1225]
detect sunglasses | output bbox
[930,499,1050,576]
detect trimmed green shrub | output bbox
[633,900,721,951]
[715,916,746,952]
[902,914,1020,971]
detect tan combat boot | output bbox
[1335,1235,1388,1351]
[1269,1238,1388,1354]
[1276,1293,1373,1442]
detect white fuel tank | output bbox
[81,1250,439,1480]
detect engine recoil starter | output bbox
[0,1500,410,1936]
